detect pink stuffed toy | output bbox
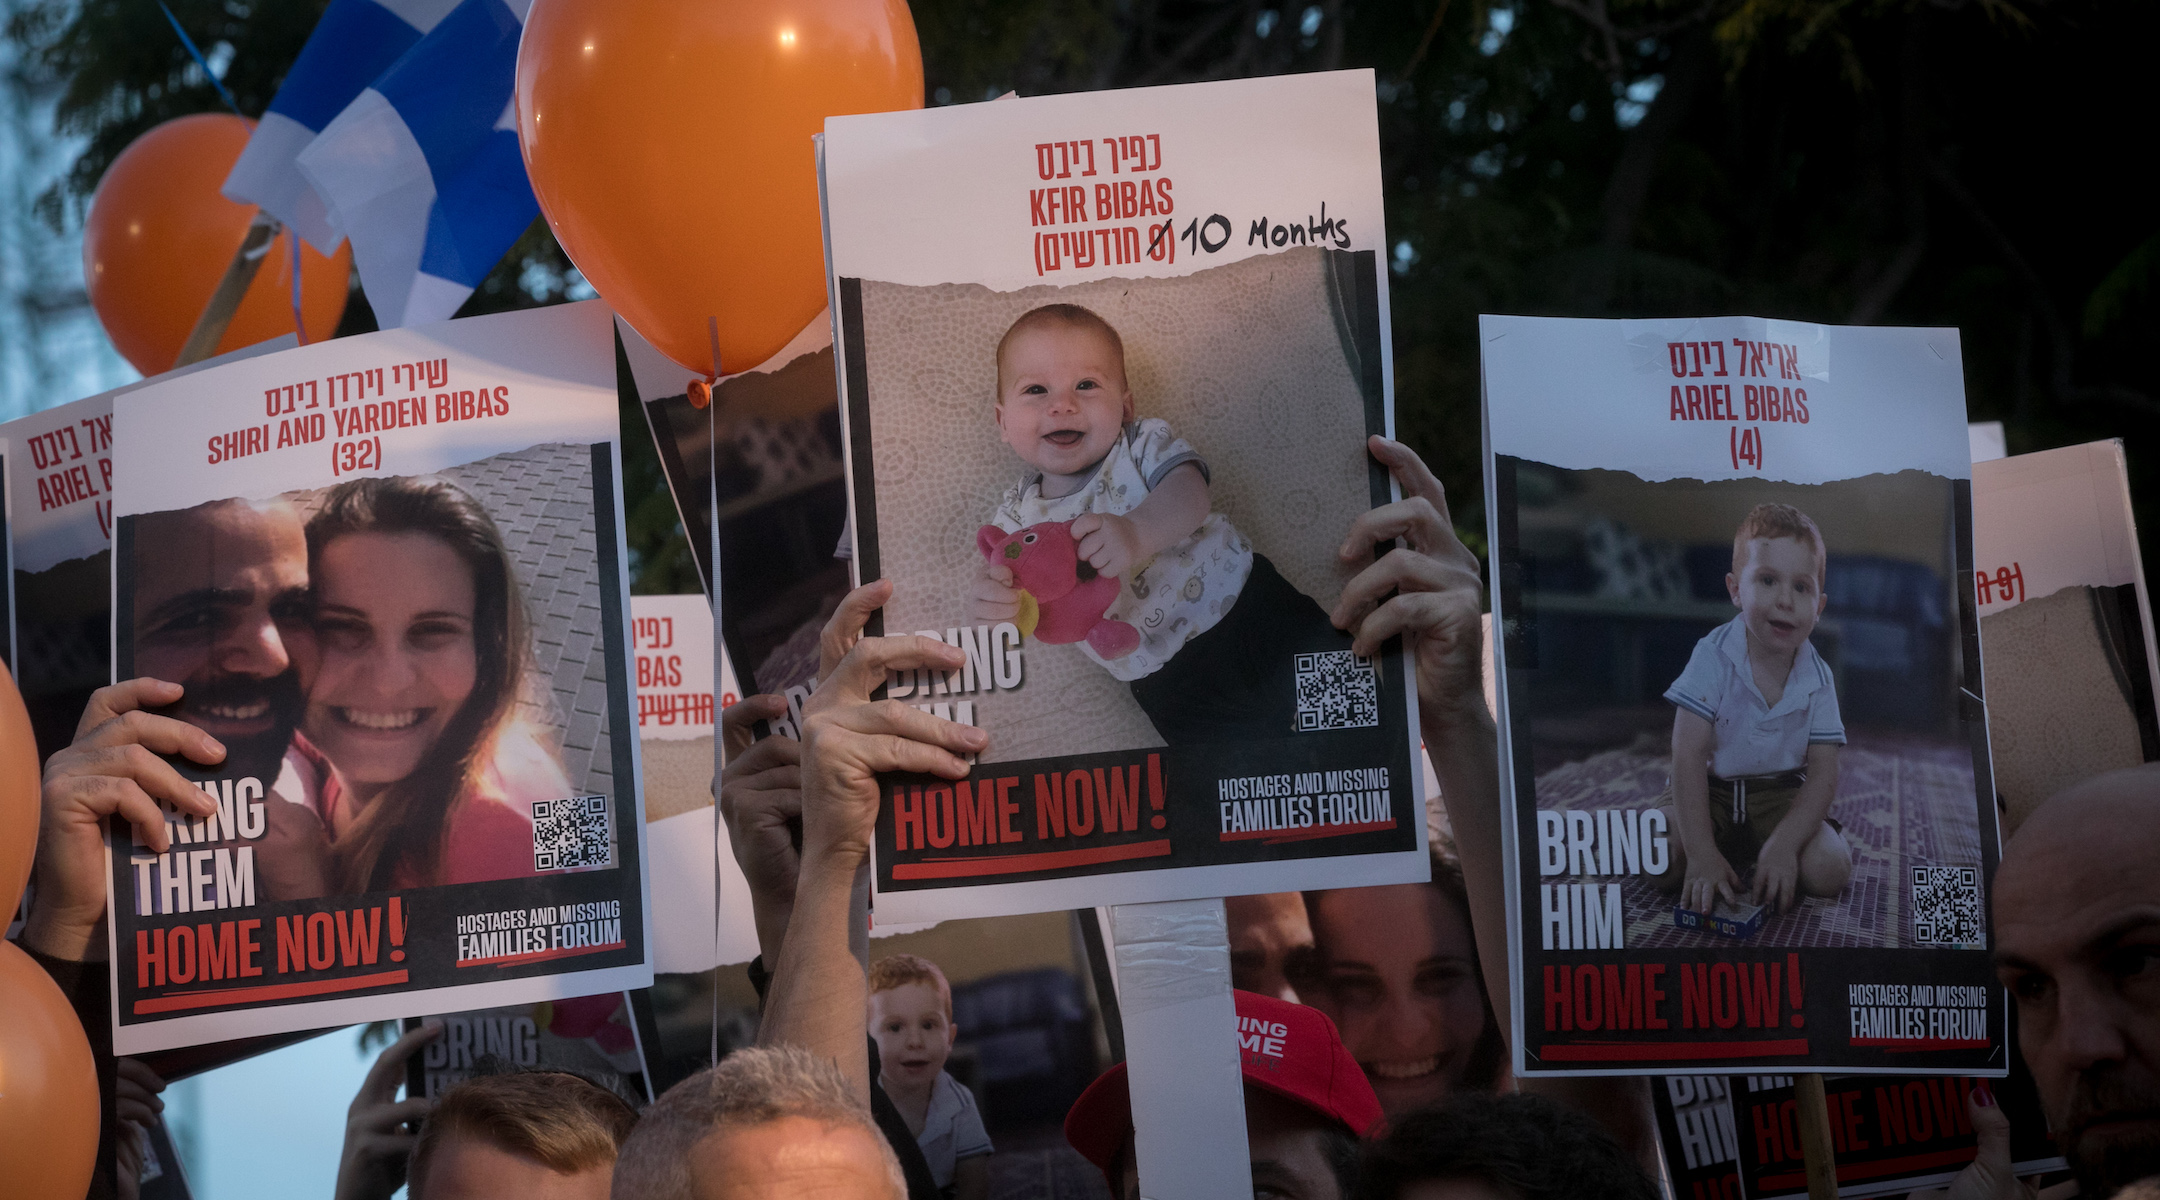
[977,521,1142,659]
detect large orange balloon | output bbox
[0,664,39,931]
[0,941,100,1200]
[517,0,921,378]
[84,113,351,375]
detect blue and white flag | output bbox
[295,0,539,327]
[221,0,460,252]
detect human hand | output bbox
[719,693,805,961]
[1682,850,1741,915]
[26,679,225,961]
[799,635,987,871]
[115,1058,167,1200]
[820,579,895,684]
[1072,512,1146,579]
[1752,837,1803,913]
[1331,436,1487,722]
[1904,1084,2034,1200]
[333,1023,441,1200]
[964,559,1024,627]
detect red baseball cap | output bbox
[1063,990,1382,1177]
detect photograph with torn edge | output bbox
[1483,315,2003,1075]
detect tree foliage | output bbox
[10,0,2157,578]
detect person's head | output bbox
[303,476,526,890]
[1997,764,2160,1198]
[128,498,310,778]
[1305,846,1506,1116]
[1227,892,1320,1003]
[993,304,1135,480]
[1354,1091,1660,1200]
[1066,990,1381,1200]
[867,954,957,1089]
[407,1071,638,1200]
[610,1045,904,1200]
[1725,503,1828,656]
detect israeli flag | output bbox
[221,0,460,252]
[295,0,539,327]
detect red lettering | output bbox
[1033,774,1066,839]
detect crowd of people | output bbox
[15,436,2160,1199]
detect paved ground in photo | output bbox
[442,442,615,800]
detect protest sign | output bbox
[3,336,294,761]
[1483,316,2004,1074]
[1652,1075,1744,1200]
[626,315,851,702]
[104,300,650,1054]
[1729,1062,2063,1197]
[630,593,762,973]
[820,69,1426,923]
[1971,440,2159,831]
[403,990,656,1104]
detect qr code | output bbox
[1295,651,1380,732]
[533,795,613,871]
[1912,866,1983,947]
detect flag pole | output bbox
[174,211,281,369]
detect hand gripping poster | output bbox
[1482,316,2004,1075]
[1971,440,2160,834]
[820,70,1427,922]
[104,301,650,1053]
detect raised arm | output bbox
[757,631,988,1103]
[1331,436,1656,1169]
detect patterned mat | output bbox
[1529,733,1985,951]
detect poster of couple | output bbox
[102,300,651,1054]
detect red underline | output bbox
[457,940,627,969]
[1220,819,1397,844]
[133,969,409,1014]
[892,839,1173,879]
[1539,1037,1810,1061]
[1760,1145,1980,1190]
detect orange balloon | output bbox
[84,113,351,375]
[0,941,100,1200]
[516,0,922,378]
[0,663,38,931]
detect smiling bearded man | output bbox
[128,496,334,899]
[1995,763,2160,1198]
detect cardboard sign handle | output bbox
[1795,1073,1839,1199]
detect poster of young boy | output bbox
[1482,316,2003,1075]
[2,336,294,761]
[1971,440,2159,833]
[104,301,651,1054]
[820,70,1427,922]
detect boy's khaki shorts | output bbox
[1657,777,1811,872]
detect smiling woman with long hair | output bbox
[301,475,574,891]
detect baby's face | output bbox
[868,981,955,1088]
[1727,535,1825,654]
[995,321,1134,480]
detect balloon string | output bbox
[159,3,242,115]
[289,232,308,345]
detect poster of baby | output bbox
[818,71,1429,921]
[103,301,651,1054]
[1481,316,2005,1076]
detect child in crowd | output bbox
[967,303,1360,745]
[1657,503,1854,916]
[868,954,992,1200]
